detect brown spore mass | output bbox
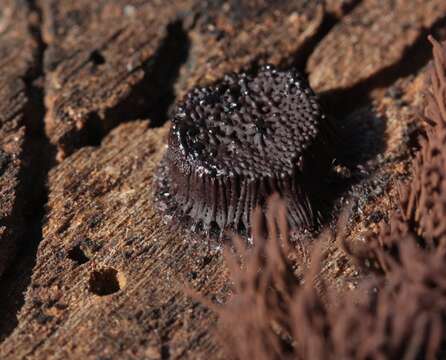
[160,66,333,235]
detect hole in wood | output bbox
[67,245,89,265]
[88,268,125,296]
[89,50,106,66]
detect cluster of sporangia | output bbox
[162,65,333,235]
[214,39,446,360]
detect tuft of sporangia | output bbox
[197,38,446,360]
[158,65,334,237]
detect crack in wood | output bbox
[0,0,53,343]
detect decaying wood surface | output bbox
[1,122,229,359]
[308,0,446,93]
[0,0,38,278]
[0,0,445,359]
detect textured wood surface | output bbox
[0,0,445,359]
[41,0,195,160]
[0,122,229,359]
[0,0,38,277]
[308,0,446,93]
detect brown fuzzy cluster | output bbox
[366,37,446,265]
[401,37,446,248]
[217,203,446,360]
[215,196,298,360]
[207,38,446,359]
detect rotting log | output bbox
[0,0,445,359]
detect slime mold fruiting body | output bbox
[159,65,333,235]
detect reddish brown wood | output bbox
[0,0,38,277]
[0,0,445,358]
